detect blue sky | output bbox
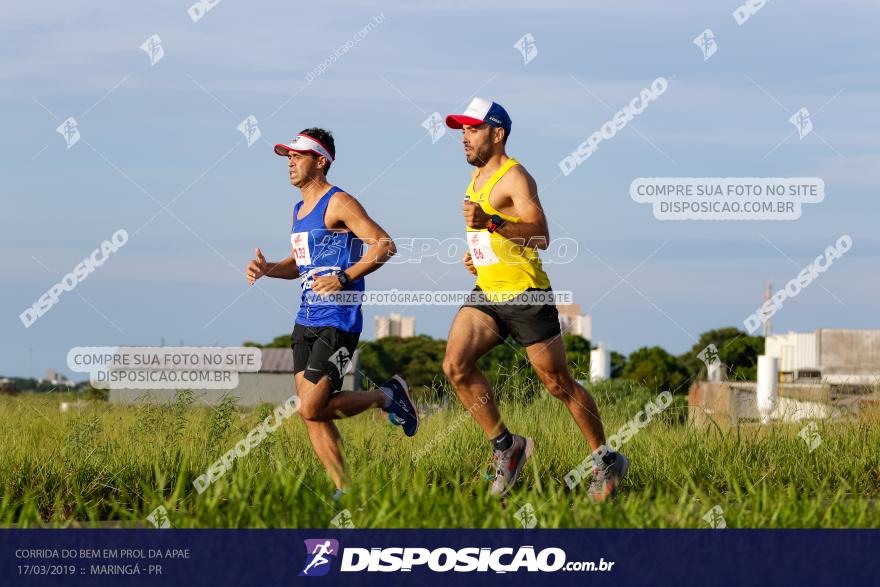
[2,0,878,380]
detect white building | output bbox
[764,328,880,384]
[375,313,416,339]
[557,303,591,339]
[46,369,73,387]
[108,348,363,405]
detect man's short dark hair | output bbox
[299,127,336,174]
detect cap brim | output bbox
[445,114,487,129]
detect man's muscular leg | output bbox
[526,335,606,451]
[442,307,506,438]
[295,373,349,490]
[295,372,398,489]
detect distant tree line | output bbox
[0,377,82,394]
[244,326,764,395]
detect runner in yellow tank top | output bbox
[442,97,628,502]
[465,157,551,300]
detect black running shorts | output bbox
[291,324,360,392]
[462,286,562,346]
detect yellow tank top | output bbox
[465,157,551,300]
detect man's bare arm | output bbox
[306,191,396,295]
[331,192,396,280]
[462,167,550,249]
[495,167,549,249]
[246,248,299,285]
[264,255,300,279]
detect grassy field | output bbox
[1,380,878,528]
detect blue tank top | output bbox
[291,186,364,332]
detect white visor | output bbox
[274,134,334,162]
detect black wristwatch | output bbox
[487,214,506,233]
[337,271,351,287]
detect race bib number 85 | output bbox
[291,231,312,265]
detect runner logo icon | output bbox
[300,538,339,577]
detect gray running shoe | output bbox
[489,435,534,497]
[587,452,629,502]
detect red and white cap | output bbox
[274,134,335,162]
[445,97,512,135]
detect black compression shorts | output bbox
[291,324,360,392]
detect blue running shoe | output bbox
[381,375,419,437]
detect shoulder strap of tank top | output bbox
[473,158,519,197]
[313,185,341,228]
[294,186,341,227]
[292,200,304,229]
[483,158,518,193]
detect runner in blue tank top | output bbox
[291,184,365,332]
[245,128,418,498]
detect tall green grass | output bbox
[0,380,877,528]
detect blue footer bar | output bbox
[2,529,877,586]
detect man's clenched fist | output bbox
[463,251,477,276]
[463,201,490,229]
